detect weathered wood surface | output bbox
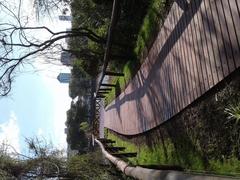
[104,0,240,135]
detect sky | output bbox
[0,0,72,153]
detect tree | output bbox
[0,0,110,96]
[0,137,70,179]
[0,137,119,179]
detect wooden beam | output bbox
[105,146,126,152]
[105,71,124,77]
[96,95,105,98]
[111,152,137,158]
[101,83,116,87]
[98,91,109,94]
[99,88,112,91]
[98,138,115,144]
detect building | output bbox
[59,15,72,21]
[60,52,74,66]
[57,73,71,83]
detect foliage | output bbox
[225,103,240,124]
[80,122,89,131]
[67,150,108,179]
[67,149,133,180]
[105,60,140,105]
[66,102,89,151]
[0,137,129,179]
[0,138,67,179]
[134,0,171,59]
[33,0,71,19]
[0,0,109,96]
[68,61,92,98]
[69,0,111,77]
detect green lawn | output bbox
[105,60,140,105]
[106,131,240,177]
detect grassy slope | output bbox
[107,131,240,176]
[105,0,170,105]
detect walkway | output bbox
[103,0,240,135]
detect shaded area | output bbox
[104,0,240,135]
[109,70,240,174]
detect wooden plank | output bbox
[190,1,205,96]
[182,13,194,105]
[197,0,214,89]
[204,0,224,81]
[185,6,199,99]
[170,4,180,113]
[175,2,184,112]
[224,0,240,68]
[163,11,174,119]
[193,0,209,92]
[179,3,193,105]
[176,5,188,108]
[200,0,219,86]
[210,0,229,77]
[167,10,177,117]
[216,0,236,72]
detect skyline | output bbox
[0,0,72,153]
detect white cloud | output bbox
[0,112,21,153]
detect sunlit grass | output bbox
[106,131,240,177]
[105,60,140,106]
[135,0,167,58]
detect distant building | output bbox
[64,128,68,134]
[59,15,72,21]
[60,52,74,66]
[57,73,71,83]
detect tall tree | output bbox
[0,0,110,96]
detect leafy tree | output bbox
[0,0,111,96]
[0,137,69,179]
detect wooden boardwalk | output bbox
[103,0,240,135]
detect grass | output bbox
[134,0,169,59]
[105,60,140,105]
[106,131,240,177]
[104,0,171,106]
[67,149,133,179]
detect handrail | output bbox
[95,0,120,96]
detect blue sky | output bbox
[0,63,71,153]
[0,0,72,153]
